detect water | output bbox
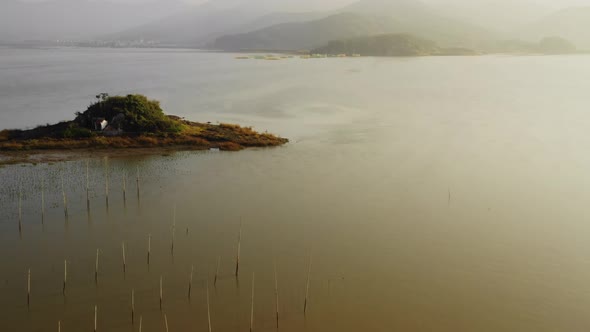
[2,48,590,331]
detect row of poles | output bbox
[17,160,314,331]
[24,231,313,331]
[17,159,140,233]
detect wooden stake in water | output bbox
[94,305,98,332]
[58,320,61,332]
[164,314,169,332]
[41,177,45,224]
[27,268,31,308]
[136,166,140,200]
[171,205,176,255]
[159,276,163,310]
[95,249,99,283]
[61,172,68,219]
[188,265,194,299]
[18,185,22,234]
[139,316,142,332]
[123,173,127,204]
[214,257,221,286]
[274,262,279,328]
[86,160,90,211]
[250,273,255,332]
[122,242,126,274]
[147,234,151,265]
[304,256,312,315]
[235,222,242,278]
[206,280,212,332]
[104,158,109,208]
[131,288,135,324]
[63,260,67,295]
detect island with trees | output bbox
[0,94,288,153]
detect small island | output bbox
[0,94,288,153]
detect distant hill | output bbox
[312,33,479,56]
[211,0,496,51]
[0,0,186,42]
[495,36,577,54]
[312,34,438,56]
[519,7,590,49]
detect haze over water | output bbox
[2,48,590,331]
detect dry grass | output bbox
[0,122,288,152]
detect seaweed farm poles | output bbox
[95,249,99,283]
[18,185,22,234]
[214,257,221,286]
[250,273,255,332]
[27,268,31,308]
[235,222,242,278]
[188,265,194,299]
[61,172,68,219]
[123,172,127,206]
[159,276,163,310]
[206,280,212,332]
[86,160,90,211]
[147,234,151,265]
[63,260,67,295]
[304,255,312,315]
[41,176,45,224]
[274,262,279,329]
[131,288,135,324]
[122,242,126,274]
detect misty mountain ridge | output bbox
[518,6,590,49]
[0,0,187,42]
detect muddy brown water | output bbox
[2,49,590,331]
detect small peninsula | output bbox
[0,94,288,153]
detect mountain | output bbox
[519,7,590,49]
[106,0,348,45]
[108,6,326,46]
[312,33,439,56]
[211,0,497,52]
[0,0,186,42]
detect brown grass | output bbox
[0,122,288,152]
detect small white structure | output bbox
[93,119,108,131]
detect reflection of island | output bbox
[0,94,288,152]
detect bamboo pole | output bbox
[123,173,127,204]
[214,257,221,286]
[41,176,45,224]
[63,260,67,295]
[188,265,194,299]
[164,314,169,332]
[206,280,212,332]
[274,262,279,328]
[95,249,99,283]
[18,185,22,234]
[27,268,31,307]
[235,222,242,278]
[159,276,163,310]
[250,273,255,332]
[304,256,312,315]
[122,242,126,274]
[147,234,151,265]
[105,158,109,208]
[171,205,176,255]
[139,316,142,332]
[58,320,61,332]
[136,166,140,201]
[131,288,135,324]
[86,160,90,211]
[94,305,97,332]
[61,172,68,219]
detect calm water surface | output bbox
[2,48,590,331]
